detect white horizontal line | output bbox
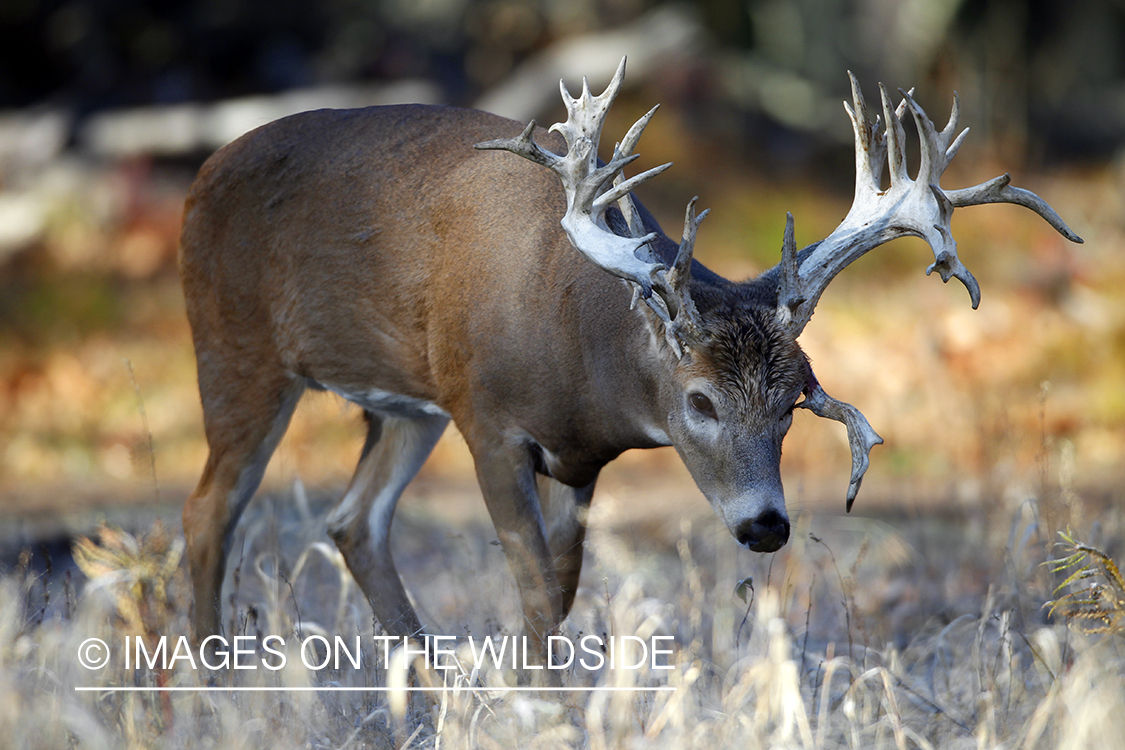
[74,686,677,693]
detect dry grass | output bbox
[2,481,1124,749]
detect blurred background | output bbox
[0,0,1120,551]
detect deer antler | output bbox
[777,73,1083,336]
[781,74,1082,509]
[475,57,706,356]
[796,374,884,512]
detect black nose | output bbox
[735,510,790,552]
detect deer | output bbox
[179,58,1081,659]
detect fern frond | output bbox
[1043,527,1125,637]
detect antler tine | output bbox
[924,183,981,307]
[946,173,1084,244]
[845,71,868,132]
[901,89,965,185]
[474,119,563,170]
[606,105,664,248]
[609,106,662,242]
[941,91,968,162]
[673,198,709,279]
[845,71,884,193]
[880,84,909,185]
[902,91,937,182]
[613,168,647,240]
[796,383,884,512]
[942,90,960,139]
[946,126,970,165]
[592,160,672,216]
[617,105,659,159]
[896,90,912,119]
[777,212,803,319]
[662,197,708,340]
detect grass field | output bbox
[2,468,1123,749]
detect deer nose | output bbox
[735,510,790,552]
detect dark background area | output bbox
[3,0,1124,162]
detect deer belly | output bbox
[310,380,450,419]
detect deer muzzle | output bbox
[697,437,792,553]
[733,508,790,552]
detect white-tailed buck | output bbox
[180,59,1081,653]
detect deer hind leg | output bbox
[184,373,305,639]
[538,476,595,622]
[327,412,449,637]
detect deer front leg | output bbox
[470,440,562,664]
[539,476,595,622]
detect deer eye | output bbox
[688,392,717,419]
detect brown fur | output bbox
[180,103,808,657]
